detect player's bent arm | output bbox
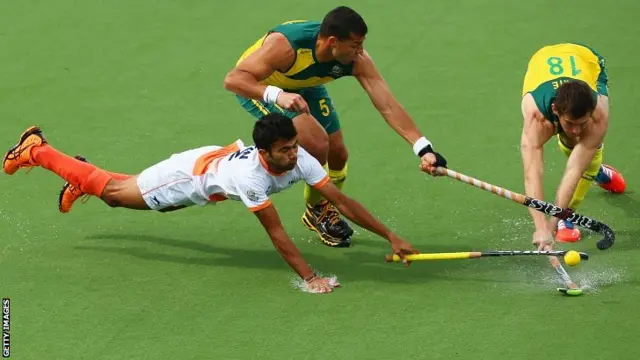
[353,51,424,146]
[553,111,608,210]
[315,181,393,241]
[223,33,295,100]
[254,204,315,280]
[520,100,552,230]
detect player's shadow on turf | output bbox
[79,234,526,285]
[598,192,640,218]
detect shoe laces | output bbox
[69,185,90,203]
[323,203,342,226]
[558,220,575,230]
[9,144,36,172]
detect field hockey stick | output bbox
[385,250,584,295]
[385,250,584,296]
[384,250,588,262]
[435,167,615,250]
[540,244,583,296]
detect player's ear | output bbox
[258,148,269,158]
[328,36,339,47]
[551,103,559,116]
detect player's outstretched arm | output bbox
[353,51,423,145]
[353,51,447,174]
[520,99,554,244]
[550,112,608,229]
[316,181,418,264]
[254,204,337,292]
[254,204,315,278]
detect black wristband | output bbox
[417,145,434,158]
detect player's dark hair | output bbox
[319,6,368,40]
[554,81,596,119]
[253,113,297,151]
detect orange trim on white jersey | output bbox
[258,153,288,177]
[193,142,241,176]
[312,175,330,189]
[248,200,273,212]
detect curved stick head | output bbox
[596,224,615,250]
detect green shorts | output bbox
[236,85,342,134]
[574,43,609,96]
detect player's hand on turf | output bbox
[305,276,339,294]
[419,152,447,176]
[277,92,309,113]
[389,234,419,267]
[532,229,554,249]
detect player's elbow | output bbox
[519,135,540,155]
[519,138,530,154]
[223,69,241,92]
[372,99,393,116]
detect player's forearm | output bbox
[334,197,392,240]
[554,169,582,210]
[267,228,315,279]
[554,147,597,209]
[521,146,547,229]
[223,69,268,100]
[379,105,423,145]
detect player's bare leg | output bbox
[59,155,134,213]
[556,95,625,242]
[327,129,348,173]
[292,113,329,162]
[99,177,149,210]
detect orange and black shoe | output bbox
[58,155,90,213]
[2,126,47,175]
[301,201,354,248]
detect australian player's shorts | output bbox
[523,43,609,97]
[236,85,342,134]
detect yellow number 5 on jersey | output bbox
[319,99,331,116]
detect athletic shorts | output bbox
[136,146,225,211]
[236,85,342,134]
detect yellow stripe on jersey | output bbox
[263,72,335,90]
[284,48,314,76]
[237,35,267,66]
[522,43,601,96]
[236,31,335,90]
[251,100,270,115]
[267,48,334,89]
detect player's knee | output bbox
[101,181,124,208]
[102,194,122,208]
[329,142,348,168]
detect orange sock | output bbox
[104,171,131,181]
[31,145,116,197]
